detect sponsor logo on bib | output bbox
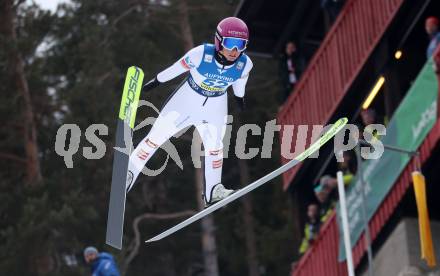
[204,54,213,63]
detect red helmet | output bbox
[215,17,249,51]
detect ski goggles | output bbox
[221,37,248,52]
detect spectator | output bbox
[335,150,356,186]
[299,203,321,255]
[360,108,376,125]
[425,16,440,59]
[279,41,302,102]
[314,175,338,222]
[84,246,120,276]
[313,151,356,222]
[328,151,356,186]
[360,108,382,141]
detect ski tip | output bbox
[105,242,122,250]
[335,117,348,126]
[145,236,160,243]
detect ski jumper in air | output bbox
[126,17,253,206]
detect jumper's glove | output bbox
[142,77,161,92]
[234,96,245,111]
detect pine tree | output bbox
[0,0,297,275]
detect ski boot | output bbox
[204,183,235,208]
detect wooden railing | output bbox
[277,0,404,190]
[292,120,440,276]
[291,45,440,276]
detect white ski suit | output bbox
[126,43,253,203]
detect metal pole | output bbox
[354,138,418,275]
[337,171,355,276]
[355,144,374,276]
[359,139,418,156]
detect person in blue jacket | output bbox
[84,246,120,276]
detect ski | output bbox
[106,66,144,249]
[145,117,348,243]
